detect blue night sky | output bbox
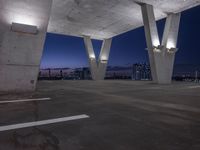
[40,5,200,69]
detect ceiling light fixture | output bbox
[11,22,38,34]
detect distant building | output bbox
[72,67,91,80]
[82,67,91,80]
[39,63,200,82]
[106,66,132,79]
[132,63,151,80]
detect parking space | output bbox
[0,80,199,150]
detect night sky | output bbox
[40,5,200,69]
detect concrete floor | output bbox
[0,80,200,150]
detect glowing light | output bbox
[100,55,108,61]
[153,47,161,53]
[100,60,108,64]
[89,54,96,59]
[3,9,40,27]
[152,45,163,53]
[153,39,160,47]
[12,14,37,26]
[166,41,175,49]
[167,48,178,53]
[166,41,178,53]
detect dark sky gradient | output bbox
[40,5,200,69]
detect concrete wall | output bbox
[0,0,52,92]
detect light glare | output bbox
[153,39,160,47]
[12,14,37,26]
[166,41,175,49]
[90,54,96,59]
[100,55,108,61]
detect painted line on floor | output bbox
[0,114,89,132]
[188,85,200,89]
[0,98,51,104]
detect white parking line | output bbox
[0,114,89,132]
[0,98,51,104]
[188,85,200,89]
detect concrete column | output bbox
[141,3,181,84]
[141,4,160,83]
[83,36,112,80]
[159,13,181,83]
[0,0,52,92]
[83,36,98,80]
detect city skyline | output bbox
[40,5,200,69]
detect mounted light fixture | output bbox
[89,54,96,60]
[167,47,178,53]
[152,45,164,53]
[11,22,38,34]
[100,60,108,63]
[166,41,178,53]
[153,39,160,47]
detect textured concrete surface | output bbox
[49,0,200,39]
[0,0,52,91]
[141,4,181,84]
[0,0,199,92]
[83,36,112,80]
[0,80,200,150]
[1,0,199,39]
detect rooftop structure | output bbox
[0,0,199,91]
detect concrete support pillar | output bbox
[141,4,160,83]
[83,36,112,80]
[141,4,181,84]
[0,0,52,92]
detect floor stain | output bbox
[12,128,60,150]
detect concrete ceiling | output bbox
[0,0,199,40]
[0,0,52,30]
[48,0,200,39]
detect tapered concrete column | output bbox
[83,36,112,80]
[141,4,160,83]
[141,4,181,84]
[0,0,52,92]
